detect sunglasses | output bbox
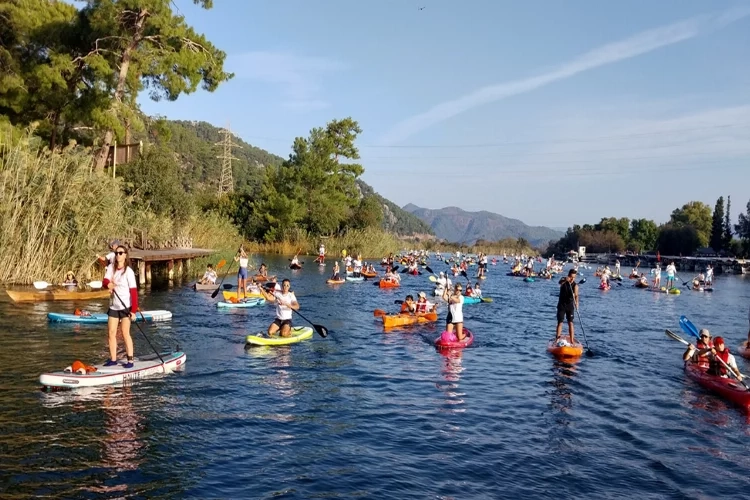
[115,251,127,255]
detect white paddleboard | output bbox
[39,352,186,389]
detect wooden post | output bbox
[175,259,183,280]
[145,263,152,284]
[168,259,174,281]
[138,260,146,288]
[112,140,117,178]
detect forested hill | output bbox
[159,120,433,236]
[161,120,284,195]
[403,204,563,247]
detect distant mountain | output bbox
[357,182,434,236]
[402,204,563,247]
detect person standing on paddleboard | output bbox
[665,261,677,289]
[556,269,578,343]
[443,283,466,341]
[234,247,250,300]
[102,246,138,368]
[260,278,299,338]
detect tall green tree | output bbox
[629,218,658,253]
[595,217,630,244]
[657,224,701,255]
[351,195,384,230]
[669,201,712,248]
[76,0,233,170]
[723,195,733,250]
[710,196,725,251]
[734,199,750,249]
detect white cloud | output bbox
[377,6,750,145]
[228,51,346,110]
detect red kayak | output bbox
[435,329,474,349]
[684,362,750,409]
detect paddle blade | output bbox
[211,287,221,298]
[216,259,227,270]
[480,297,493,302]
[679,316,700,338]
[88,280,103,289]
[428,275,437,282]
[314,324,328,338]
[665,329,689,345]
[460,270,468,279]
[424,265,434,274]
[33,281,49,290]
[223,283,233,289]
[393,299,404,304]
[578,278,587,284]
[391,265,399,272]
[373,309,386,317]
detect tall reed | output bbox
[0,138,126,284]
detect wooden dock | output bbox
[129,248,215,286]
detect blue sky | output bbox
[139,0,750,228]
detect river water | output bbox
[2,255,750,499]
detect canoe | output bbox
[346,276,364,282]
[48,310,172,323]
[253,275,276,282]
[379,279,400,289]
[193,282,218,291]
[222,290,265,301]
[245,326,313,346]
[289,263,302,270]
[684,362,750,409]
[361,271,377,278]
[39,351,186,389]
[382,311,438,328]
[216,298,265,308]
[7,289,110,303]
[326,278,345,284]
[435,329,474,349]
[547,336,583,359]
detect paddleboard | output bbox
[47,310,172,323]
[39,351,186,389]
[346,276,364,282]
[245,326,313,346]
[216,298,265,308]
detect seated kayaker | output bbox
[384,268,400,282]
[331,261,341,280]
[683,329,713,368]
[199,264,217,285]
[692,279,701,290]
[246,280,262,295]
[464,284,473,297]
[416,291,435,313]
[290,255,300,267]
[258,263,269,278]
[400,295,417,313]
[63,271,78,286]
[472,282,482,298]
[701,336,742,379]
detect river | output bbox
[2,255,750,498]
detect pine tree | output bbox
[710,196,725,251]
[723,195,733,249]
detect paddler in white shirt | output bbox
[260,278,299,337]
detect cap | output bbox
[439,271,444,276]
[699,329,710,337]
[713,336,724,345]
[418,291,426,298]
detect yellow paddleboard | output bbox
[222,290,264,301]
[245,326,313,346]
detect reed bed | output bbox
[0,140,126,284]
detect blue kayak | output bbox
[47,310,172,323]
[346,276,364,282]
[217,298,265,308]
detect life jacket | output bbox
[465,287,473,296]
[416,300,427,313]
[66,360,98,374]
[708,348,731,376]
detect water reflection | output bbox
[435,349,466,413]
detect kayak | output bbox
[48,310,172,323]
[326,278,345,284]
[524,277,535,283]
[346,276,364,282]
[379,279,400,289]
[7,289,110,303]
[684,362,750,409]
[382,311,438,328]
[194,282,217,291]
[216,298,265,308]
[463,296,485,305]
[39,351,186,389]
[253,275,276,282]
[245,326,313,346]
[289,263,302,270]
[222,290,265,301]
[361,271,377,278]
[435,329,474,349]
[547,336,583,359]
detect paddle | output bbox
[211,255,237,299]
[88,280,103,289]
[667,328,750,390]
[679,315,699,338]
[428,275,438,282]
[374,309,387,317]
[568,280,593,357]
[423,265,434,274]
[110,288,165,364]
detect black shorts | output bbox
[273,318,292,329]
[556,305,574,323]
[108,308,131,320]
[445,312,462,326]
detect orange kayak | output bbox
[361,271,377,278]
[382,311,438,328]
[379,279,400,288]
[547,336,583,359]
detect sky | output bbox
[138,0,750,228]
